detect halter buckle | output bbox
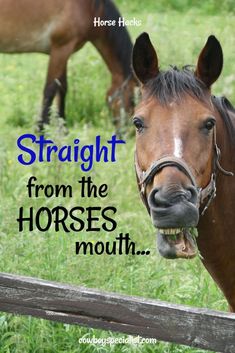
[200,174,217,216]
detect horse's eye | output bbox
[133,117,144,132]
[204,118,216,131]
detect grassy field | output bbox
[0,1,235,352]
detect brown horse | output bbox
[132,33,235,311]
[0,0,137,131]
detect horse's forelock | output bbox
[145,66,208,105]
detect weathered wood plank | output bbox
[0,272,234,352]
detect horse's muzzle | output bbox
[149,184,199,228]
[148,185,199,259]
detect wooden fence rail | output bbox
[0,272,234,352]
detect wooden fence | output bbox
[0,272,234,352]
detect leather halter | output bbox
[107,74,133,108]
[135,128,234,216]
[107,74,133,133]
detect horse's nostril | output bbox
[153,188,160,200]
[186,186,198,204]
[150,187,171,208]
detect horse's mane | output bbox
[212,96,235,146]
[145,66,235,147]
[96,0,133,78]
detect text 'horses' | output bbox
[132,33,235,311]
[0,0,137,132]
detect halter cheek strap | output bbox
[107,74,134,135]
[135,128,234,216]
[107,74,133,108]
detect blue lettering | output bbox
[16,134,126,168]
[58,146,72,162]
[96,136,108,162]
[17,134,36,165]
[108,135,126,161]
[80,145,93,172]
[36,135,53,162]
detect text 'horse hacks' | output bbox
[0,0,137,132]
[132,33,235,311]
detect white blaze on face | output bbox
[173,137,183,158]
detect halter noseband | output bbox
[135,128,234,216]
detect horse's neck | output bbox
[198,177,235,310]
[91,36,128,87]
[199,110,235,246]
[89,0,133,92]
[198,113,235,310]
[90,0,133,79]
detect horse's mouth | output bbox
[156,228,197,259]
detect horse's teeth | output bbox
[158,228,183,235]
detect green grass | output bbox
[0,3,234,353]
[116,0,235,14]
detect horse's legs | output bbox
[40,81,58,128]
[56,67,67,119]
[39,42,75,130]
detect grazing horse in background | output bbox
[0,0,137,132]
[132,33,235,311]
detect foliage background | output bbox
[0,1,234,352]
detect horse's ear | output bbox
[195,35,223,88]
[132,32,159,84]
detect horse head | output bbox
[132,33,232,259]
